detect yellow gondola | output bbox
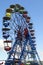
[6,13,11,17]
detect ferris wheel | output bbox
[2,4,42,65]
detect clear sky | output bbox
[0,0,43,61]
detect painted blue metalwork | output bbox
[20,35,29,59]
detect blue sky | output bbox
[0,0,43,61]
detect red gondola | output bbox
[20,63,24,65]
[4,46,11,51]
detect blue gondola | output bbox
[3,22,9,27]
[3,35,9,39]
[31,47,36,50]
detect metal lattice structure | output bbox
[2,4,42,65]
